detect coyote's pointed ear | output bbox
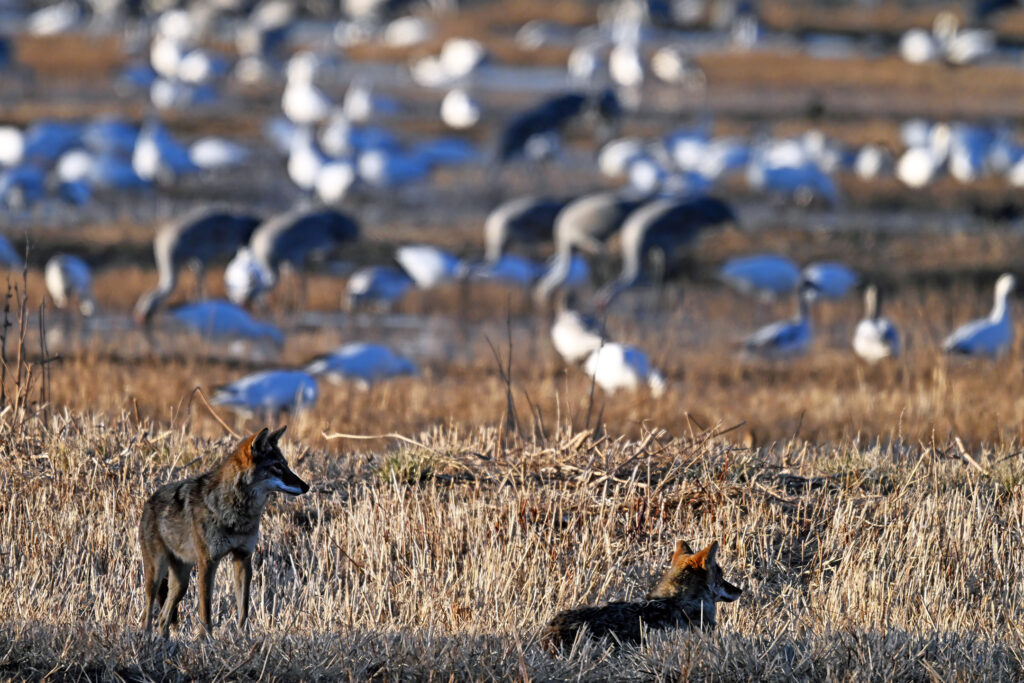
[269,425,287,445]
[690,541,719,569]
[252,427,271,452]
[671,539,695,567]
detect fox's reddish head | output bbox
[650,539,743,604]
[232,426,310,497]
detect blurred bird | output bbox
[583,343,666,397]
[943,273,1016,357]
[212,369,319,416]
[743,282,817,357]
[853,285,900,363]
[306,343,417,387]
[45,254,95,316]
[170,300,284,347]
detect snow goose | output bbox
[441,89,481,130]
[282,52,333,126]
[395,245,467,289]
[551,296,607,365]
[170,300,284,347]
[583,343,666,397]
[306,343,417,387]
[346,265,413,310]
[224,246,272,305]
[853,285,901,362]
[802,262,858,299]
[212,370,318,416]
[470,255,544,289]
[943,273,1016,356]
[45,254,94,316]
[719,253,801,300]
[743,282,816,357]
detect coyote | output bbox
[139,426,309,637]
[543,540,742,652]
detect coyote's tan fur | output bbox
[138,426,309,637]
[543,540,742,652]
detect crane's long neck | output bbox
[798,291,812,322]
[535,244,572,300]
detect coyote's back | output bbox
[542,540,742,652]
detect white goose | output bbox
[346,265,414,310]
[802,262,859,299]
[306,343,417,387]
[551,296,606,365]
[395,245,467,289]
[853,285,901,363]
[170,300,284,348]
[212,369,318,416]
[45,254,95,316]
[719,253,801,300]
[583,343,666,397]
[943,273,1016,357]
[744,282,816,357]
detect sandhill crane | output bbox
[597,196,737,306]
[212,369,318,417]
[306,343,417,388]
[583,343,666,397]
[134,207,262,324]
[248,207,360,292]
[45,254,95,316]
[484,195,568,262]
[943,273,1016,356]
[744,282,817,357]
[853,285,901,363]
[496,90,620,164]
[534,191,647,302]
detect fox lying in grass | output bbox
[543,540,742,652]
[139,426,309,637]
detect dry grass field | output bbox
[1,411,1022,680]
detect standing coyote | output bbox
[543,540,742,652]
[139,426,309,637]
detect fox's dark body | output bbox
[139,426,309,637]
[543,540,742,652]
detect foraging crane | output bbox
[943,273,1016,357]
[719,253,801,300]
[134,207,262,324]
[483,195,568,262]
[169,300,284,348]
[496,90,620,164]
[248,207,360,289]
[306,343,417,388]
[853,285,901,363]
[534,191,647,302]
[597,196,737,306]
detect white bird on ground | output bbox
[306,343,417,387]
[440,89,481,130]
[315,160,357,205]
[282,52,333,126]
[346,265,413,310]
[719,254,801,300]
[551,297,606,365]
[853,285,900,363]
[583,343,666,397]
[170,300,284,347]
[802,262,858,299]
[438,38,488,80]
[943,273,1016,357]
[224,247,272,305]
[395,245,467,289]
[212,369,318,415]
[45,254,94,316]
[470,255,544,289]
[342,79,399,124]
[189,138,248,170]
[744,282,816,357]
[0,127,25,166]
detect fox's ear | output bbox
[671,539,694,567]
[690,541,719,569]
[269,425,287,445]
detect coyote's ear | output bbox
[269,425,287,445]
[690,541,719,569]
[252,427,271,452]
[671,539,695,567]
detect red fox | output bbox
[543,540,742,652]
[138,426,309,637]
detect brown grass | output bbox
[1,411,1022,680]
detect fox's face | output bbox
[651,540,743,604]
[236,426,310,497]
